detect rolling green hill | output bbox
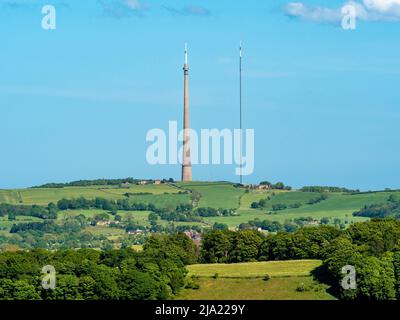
[203,190,397,227]
[1,181,399,238]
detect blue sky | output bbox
[1,0,400,190]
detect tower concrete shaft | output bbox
[182,45,192,182]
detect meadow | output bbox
[202,190,397,227]
[187,260,322,278]
[175,181,245,209]
[0,184,182,206]
[178,260,335,300]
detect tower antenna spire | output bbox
[184,43,188,65]
[239,41,243,185]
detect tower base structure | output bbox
[182,165,192,182]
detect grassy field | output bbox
[203,190,397,227]
[177,182,245,209]
[187,260,322,278]
[0,184,182,206]
[0,215,43,236]
[178,277,334,300]
[127,193,191,208]
[179,260,335,300]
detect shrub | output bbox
[185,277,200,290]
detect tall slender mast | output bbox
[239,41,243,185]
[182,43,192,182]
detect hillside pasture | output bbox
[179,260,334,300]
[0,184,182,206]
[176,182,245,209]
[204,191,399,227]
[178,277,334,300]
[127,193,191,208]
[187,260,322,278]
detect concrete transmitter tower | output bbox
[181,43,192,182]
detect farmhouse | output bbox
[184,230,202,246]
[96,220,112,227]
[128,229,144,235]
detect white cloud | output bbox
[284,0,400,23]
[163,5,211,16]
[364,0,400,12]
[284,2,342,23]
[124,0,144,10]
[99,0,149,18]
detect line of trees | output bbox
[259,181,292,190]
[239,216,332,233]
[57,197,237,223]
[200,225,340,264]
[251,194,328,210]
[353,195,400,218]
[32,178,175,188]
[0,203,58,220]
[300,186,360,193]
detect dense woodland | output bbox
[0,233,195,300]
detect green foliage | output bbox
[213,223,229,230]
[0,234,192,300]
[301,186,359,193]
[393,251,400,299]
[345,219,400,255]
[307,194,328,205]
[33,178,144,188]
[0,203,58,219]
[185,276,200,290]
[353,197,400,218]
[143,233,198,265]
[202,226,340,263]
[322,219,400,300]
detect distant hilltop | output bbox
[29,178,374,194]
[31,178,176,189]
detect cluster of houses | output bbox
[245,184,271,190]
[127,229,145,235]
[137,180,162,186]
[121,179,165,187]
[183,230,202,246]
[95,220,112,227]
